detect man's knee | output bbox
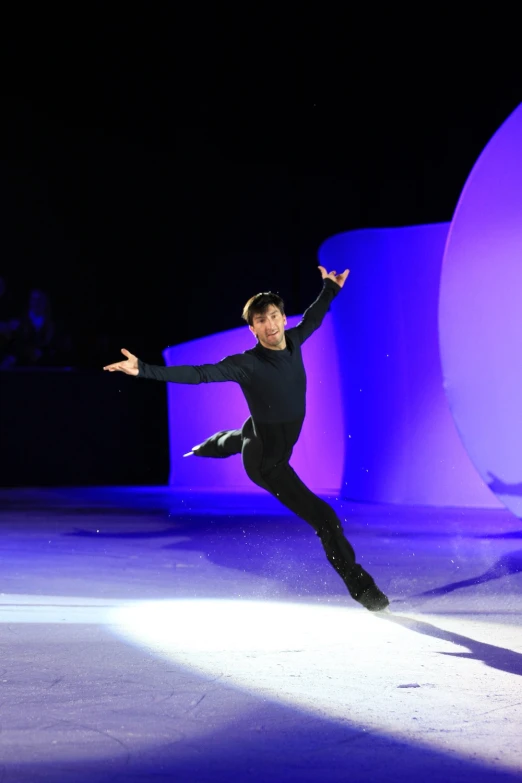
[244,464,269,492]
[310,496,341,526]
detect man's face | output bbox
[249,305,287,350]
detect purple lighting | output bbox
[318,224,499,508]
[163,312,344,494]
[163,225,498,508]
[162,104,522,510]
[439,102,522,518]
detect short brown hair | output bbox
[242,292,285,326]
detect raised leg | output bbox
[190,429,243,458]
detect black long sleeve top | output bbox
[138,279,341,440]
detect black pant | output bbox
[194,419,376,599]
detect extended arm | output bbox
[292,266,348,345]
[104,348,253,385]
[138,354,252,384]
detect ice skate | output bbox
[356,584,390,612]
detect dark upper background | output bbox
[1,9,521,369]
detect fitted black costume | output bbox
[138,279,388,610]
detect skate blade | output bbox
[373,605,392,616]
[182,451,194,457]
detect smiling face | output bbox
[249,305,287,350]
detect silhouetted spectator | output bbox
[1,287,72,369]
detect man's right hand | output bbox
[103,348,139,376]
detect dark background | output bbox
[1,10,520,485]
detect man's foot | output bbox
[356,585,390,612]
[189,433,228,458]
[182,443,205,457]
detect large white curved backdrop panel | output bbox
[439,102,522,518]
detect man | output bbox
[104,266,389,611]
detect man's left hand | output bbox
[318,266,350,288]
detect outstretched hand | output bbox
[318,266,350,288]
[103,348,139,376]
